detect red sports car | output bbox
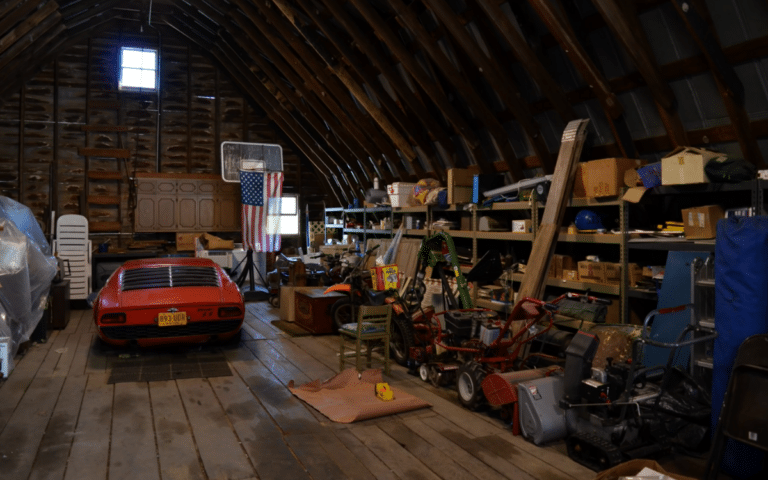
[93,257,244,347]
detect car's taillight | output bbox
[100,313,126,324]
[218,307,242,318]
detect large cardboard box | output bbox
[592,458,697,480]
[681,205,724,239]
[627,263,643,287]
[578,158,643,198]
[176,232,204,251]
[447,168,474,204]
[386,182,417,207]
[604,262,622,285]
[661,146,725,185]
[578,261,607,284]
[548,255,574,279]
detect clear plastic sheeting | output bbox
[0,196,58,373]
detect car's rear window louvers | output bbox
[121,266,220,291]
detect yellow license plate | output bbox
[158,312,187,327]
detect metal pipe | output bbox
[146,0,161,171]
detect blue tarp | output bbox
[714,216,768,478]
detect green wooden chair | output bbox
[339,304,392,375]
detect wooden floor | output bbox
[0,303,623,480]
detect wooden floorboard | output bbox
[0,304,614,480]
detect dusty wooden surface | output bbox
[0,302,600,480]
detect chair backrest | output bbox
[356,305,392,336]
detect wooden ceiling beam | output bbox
[317,0,463,171]
[0,7,61,71]
[527,0,638,159]
[388,0,526,179]
[345,0,485,162]
[269,0,427,178]
[670,0,764,168]
[224,18,373,191]
[0,0,41,39]
[476,0,576,124]
[209,39,349,205]
[0,0,59,56]
[591,0,688,148]
[243,0,414,182]
[228,3,396,185]
[290,0,446,179]
[423,0,553,174]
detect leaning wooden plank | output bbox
[377,421,481,480]
[64,373,113,480]
[149,381,206,480]
[176,378,255,479]
[109,382,160,480]
[517,119,590,301]
[350,424,442,480]
[208,375,311,480]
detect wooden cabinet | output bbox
[135,173,240,232]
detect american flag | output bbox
[240,170,284,252]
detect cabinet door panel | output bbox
[136,197,155,230]
[198,198,216,229]
[157,198,177,229]
[178,198,197,229]
[218,197,240,230]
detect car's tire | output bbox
[390,314,415,366]
[456,361,486,410]
[331,298,358,332]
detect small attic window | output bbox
[119,47,157,91]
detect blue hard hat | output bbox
[574,210,604,231]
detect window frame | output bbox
[278,194,300,236]
[118,46,158,92]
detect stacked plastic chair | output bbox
[53,215,92,300]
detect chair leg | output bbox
[383,335,390,376]
[339,337,345,373]
[366,340,372,369]
[356,337,363,372]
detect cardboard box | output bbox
[460,215,472,231]
[176,232,204,251]
[661,146,725,185]
[386,182,417,207]
[592,458,698,480]
[447,168,474,204]
[202,232,234,250]
[370,264,399,290]
[604,262,622,285]
[578,261,607,284]
[563,270,579,282]
[578,158,643,198]
[627,263,643,287]
[547,254,573,279]
[681,205,724,239]
[512,219,532,233]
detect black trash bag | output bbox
[706,157,756,183]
